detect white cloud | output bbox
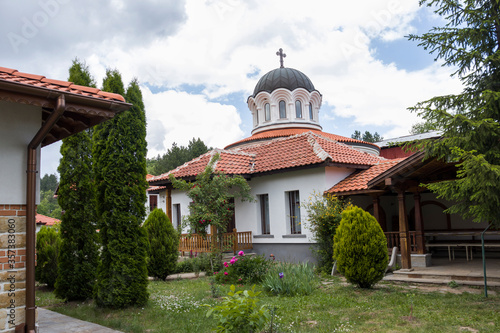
[143,87,244,157]
[0,0,460,175]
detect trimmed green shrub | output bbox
[261,261,318,296]
[35,226,61,288]
[206,284,270,333]
[214,252,270,285]
[143,208,179,279]
[333,206,388,288]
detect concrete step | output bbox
[391,269,500,283]
[384,273,500,287]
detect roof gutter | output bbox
[25,94,65,333]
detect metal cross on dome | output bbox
[276,48,286,68]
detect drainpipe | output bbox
[25,94,65,333]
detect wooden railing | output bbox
[385,231,417,253]
[179,228,253,255]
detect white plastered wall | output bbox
[235,166,353,244]
[0,101,41,204]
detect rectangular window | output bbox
[173,204,181,230]
[259,194,270,234]
[149,195,158,212]
[287,191,301,234]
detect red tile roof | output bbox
[326,158,407,194]
[0,66,125,102]
[149,132,385,183]
[225,128,378,149]
[36,214,60,226]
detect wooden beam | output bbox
[396,187,412,269]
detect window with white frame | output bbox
[259,194,270,234]
[295,100,302,118]
[287,190,301,234]
[265,103,271,121]
[309,103,313,120]
[279,100,287,119]
[173,203,181,230]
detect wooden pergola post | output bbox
[414,192,426,254]
[370,194,386,231]
[210,224,218,251]
[396,187,412,269]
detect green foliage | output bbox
[333,206,388,288]
[261,261,318,296]
[304,192,351,274]
[40,173,58,192]
[93,70,149,308]
[35,226,61,288]
[351,130,383,142]
[37,189,62,219]
[143,208,179,280]
[147,138,211,175]
[214,253,270,285]
[409,121,440,135]
[170,153,253,236]
[408,0,500,226]
[206,284,270,333]
[55,59,99,302]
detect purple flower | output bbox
[238,251,245,256]
[279,272,284,279]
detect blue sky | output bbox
[0,0,462,176]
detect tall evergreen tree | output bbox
[148,138,210,175]
[54,59,99,301]
[93,71,149,308]
[409,0,500,226]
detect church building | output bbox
[148,50,497,266]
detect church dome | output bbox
[252,67,316,97]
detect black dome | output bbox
[252,67,316,96]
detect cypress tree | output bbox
[54,59,99,301]
[93,71,149,308]
[143,208,179,280]
[333,206,388,288]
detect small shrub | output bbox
[333,206,388,288]
[304,192,351,274]
[206,284,270,333]
[143,208,179,279]
[214,252,270,285]
[261,261,318,296]
[35,226,61,288]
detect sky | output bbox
[0,0,464,177]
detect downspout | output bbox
[25,94,65,333]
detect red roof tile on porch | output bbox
[35,214,60,226]
[327,158,406,194]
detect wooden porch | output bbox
[179,228,253,255]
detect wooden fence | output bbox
[179,228,253,255]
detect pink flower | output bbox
[224,272,228,275]
[230,258,236,265]
[214,272,218,275]
[223,262,229,268]
[238,251,245,256]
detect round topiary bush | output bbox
[333,206,388,288]
[143,208,179,280]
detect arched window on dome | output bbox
[295,100,302,118]
[309,103,313,120]
[279,100,286,119]
[265,103,271,121]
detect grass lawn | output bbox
[36,276,500,332]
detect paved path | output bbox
[38,308,123,333]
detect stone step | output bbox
[384,273,500,287]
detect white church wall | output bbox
[0,101,41,205]
[235,166,353,244]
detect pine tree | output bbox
[93,72,149,308]
[408,0,500,226]
[143,208,179,280]
[54,59,99,301]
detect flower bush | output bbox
[261,261,318,296]
[214,252,270,285]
